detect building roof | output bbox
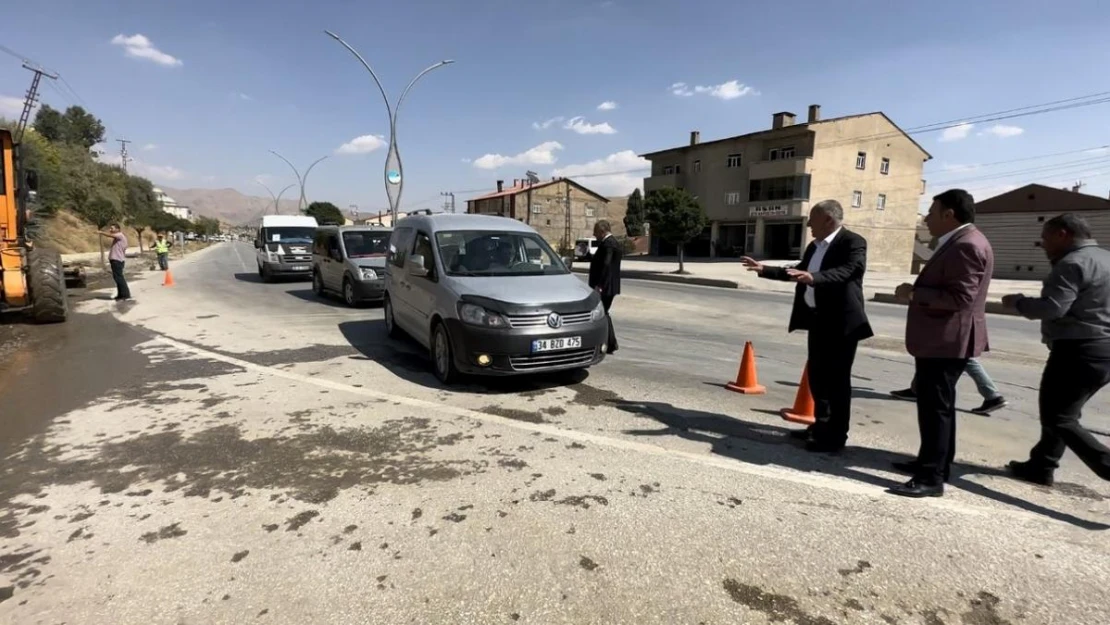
[639,111,932,161]
[975,184,1110,214]
[467,177,611,203]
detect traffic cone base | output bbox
[724,341,766,395]
[163,270,175,287]
[780,362,815,425]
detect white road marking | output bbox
[138,330,1084,528]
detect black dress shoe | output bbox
[891,460,951,483]
[1007,460,1055,486]
[805,439,844,453]
[788,429,812,440]
[888,479,944,498]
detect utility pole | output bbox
[117,139,132,173]
[563,184,572,253]
[524,170,539,226]
[440,191,455,213]
[16,61,58,142]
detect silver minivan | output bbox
[312,225,392,306]
[383,214,608,384]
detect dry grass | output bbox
[35,210,159,255]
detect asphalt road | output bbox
[1,242,1107,625]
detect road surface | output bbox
[1,242,1107,625]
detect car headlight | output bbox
[359,267,378,280]
[459,303,509,328]
[590,300,606,321]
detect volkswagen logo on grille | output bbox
[546,312,563,329]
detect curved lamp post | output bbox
[256,180,296,218]
[270,151,329,211]
[325,30,454,223]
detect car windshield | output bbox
[436,230,569,277]
[264,227,315,244]
[342,231,391,258]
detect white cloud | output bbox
[563,116,616,135]
[981,124,1024,138]
[940,163,980,173]
[1085,146,1110,156]
[99,152,186,182]
[671,79,756,100]
[234,92,253,102]
[670,82,694,97]
[551,149,650,196]
[336,134,386,155]
[596,101,618,111]
[460,157,472,164]
[110,34,183,67]
[532,116,564,130]
[472,141,564,170]
[939,122,974,142]
[0,95,27,117]
[142,143,158,151]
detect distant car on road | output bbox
[383,213,608,384]
[574,237,599,260]
[311,225,392,306]
[254,215,318,282]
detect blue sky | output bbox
[3,0,1110,217]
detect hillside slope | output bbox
[160,187,301,225]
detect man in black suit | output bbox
[588,219,622,354]
[741,200,873,452]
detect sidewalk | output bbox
[573,257,1042,311]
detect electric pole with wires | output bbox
[117,139,132,173]
[439,191,455,213]
[16,61,58,142]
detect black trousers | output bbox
[1029,339,1110,480]
[110,260,131,300]
[805,324,860,446]
[601,294,618,353]
[914,357,968,485]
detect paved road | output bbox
[1,242,1107,625]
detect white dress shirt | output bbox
[934,223,972,252]
[803,227,842,308]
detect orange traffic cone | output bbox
[163,270,175,287]
[780,362,815,425]
[725,342,766,394]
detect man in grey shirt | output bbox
[1002,213,1110,484]
[98,223,132,301]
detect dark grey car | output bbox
[312,225,392,306]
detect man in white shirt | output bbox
[741,200,873,452]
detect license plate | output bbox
[292,265,309,271]
[531,336,582,353]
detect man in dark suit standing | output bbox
[588,220,622,354]
[890,189,993,498]
[741,200,873,452]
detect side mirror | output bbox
[254,240,262,249]
[25,170,39,192]
[408,254,428,277]
[561,256,574,268]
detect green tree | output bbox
[122,175,160,251]
[31,106,66,143]
[643,187,707,274]
[62,106,106,149]
[83,196,123,266]
[304,201,344,225]
[624,188,645,237]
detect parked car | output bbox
[312,225,392,306]
[574,237,599,261]
[383,213,608,384]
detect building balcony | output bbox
[644,173,685,193]
[748,157,810,180]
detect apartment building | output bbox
[466,177,620,250]
[975,183,1110,279]
[640,105,931,272]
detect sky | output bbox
[3,0,1110,218]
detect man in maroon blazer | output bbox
[890,189,994,498]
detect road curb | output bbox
[570,266,739,289]
[871,292,1021,317]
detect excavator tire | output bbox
[28,247,68,324]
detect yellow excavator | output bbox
[0,127,67,323]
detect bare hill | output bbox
[160,187,301,225]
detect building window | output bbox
[876,193,886,210]
[1037,216,1045,222]
[531,204,542,214]
[880,157,890,175]
[585,203,595,217]
[727,153,743,168]
[749,175,812,202]
[726,191,742,205]
[663,165,675,175]
[1034,241,1042,247]
[674,165,682,174]
[694,160,701,173]
[769,146,796,161]
[546,219,551,225]
[856,152,867,170]
[851,191,862,208]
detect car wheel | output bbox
[432,322,458,385]
[384,295,401,338]
[260,264,273,283]
[312,271,325,297]
[343,277,358,307]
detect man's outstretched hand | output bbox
[739,256,763,273]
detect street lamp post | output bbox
[257,180,296,217]
[324,30,454,223]
[270,151,329,212]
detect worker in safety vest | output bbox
[154,233,172,271]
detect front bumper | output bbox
[262,261,312,276]
[444,317,608,376]
[351,279,386,301]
